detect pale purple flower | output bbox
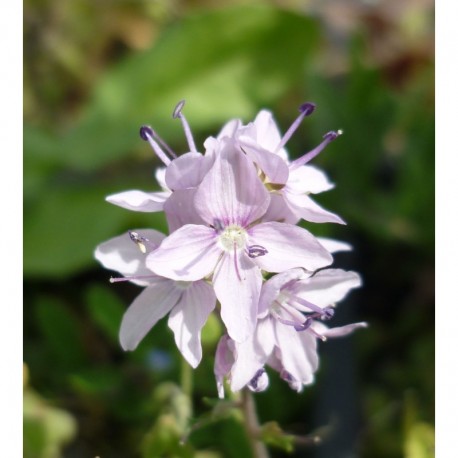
[235,105,345,225]
[147,140,333,343]
[94,229,216,368]
[215,268,365,396]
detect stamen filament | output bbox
[151,130,177,159]
[284,293,334,319]
[289,130,342,171]
[172,100,198,154]
[274,102,316,153]
[109,274,156,283]
[139,125,172,166]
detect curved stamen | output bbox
[139,125,172,166]
[247,244,268,258]
[284,292,335,320]
[274,102,316,153]
[289,129,343,171]
[109,274,156,283]
[152,130,177,159]
[172,100,198,154]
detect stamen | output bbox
[289,129,343,171]
[247,244,268,258]
[284,292,334,320]
[139,125,171,166]
[211,218,225,233]
[109,274,156,283]
[308,326,327,342]
[274,102,316,153]
[128,230,157,254]
[172,99,198,154]
[151,130,177,159]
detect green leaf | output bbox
[34,296,87,370]
[85,284,125,344]
[24,183,167,277]
[24,389,77,458]
[260,421,295,453]
[32,5,320,171]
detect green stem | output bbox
[241,389,270,458]
[180,357,193,399]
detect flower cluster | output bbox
[95,100,366,397]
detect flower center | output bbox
[218,225,247,252]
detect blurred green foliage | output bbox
[24,1,434,457]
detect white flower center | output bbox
[218,225,247,252]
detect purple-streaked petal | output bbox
[94,230,165,286]
[249,222,333,273]
[251,110,289,160]
[146,225,221,281]
[213,251,262,343]
[230,317,275,391]
[284,192,345,224]
[194,141,270,227]
[165,152,214,190]
[214,335,235,398]
[155,167,168,191]
[168,280,216,368]
[286,165,334,195]
[316,237,352,253]
[273,321,315,385]
[238,136,289,185]
[106,190,169,212]
[163,189,207,233]
[217,118,242,140]
[258,268,305,317]
[290,269,361,308]
[119,277,181,351]
[261,193,299,225]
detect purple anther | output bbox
[139,125,154,141]
[289,128,342,171]
[172,99,197,154]
[322,306,335,320]
[212,219,225,232]
[249,369,269,393]
[173,100,186,119]
[128,230,156,253]
[323,130,342,142]
[248,369,267,392]
[275,102,316,153]
[247,244,268,258]
[139,125,171,165]
[299,102,316,117]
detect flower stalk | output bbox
[241,389,270,458]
